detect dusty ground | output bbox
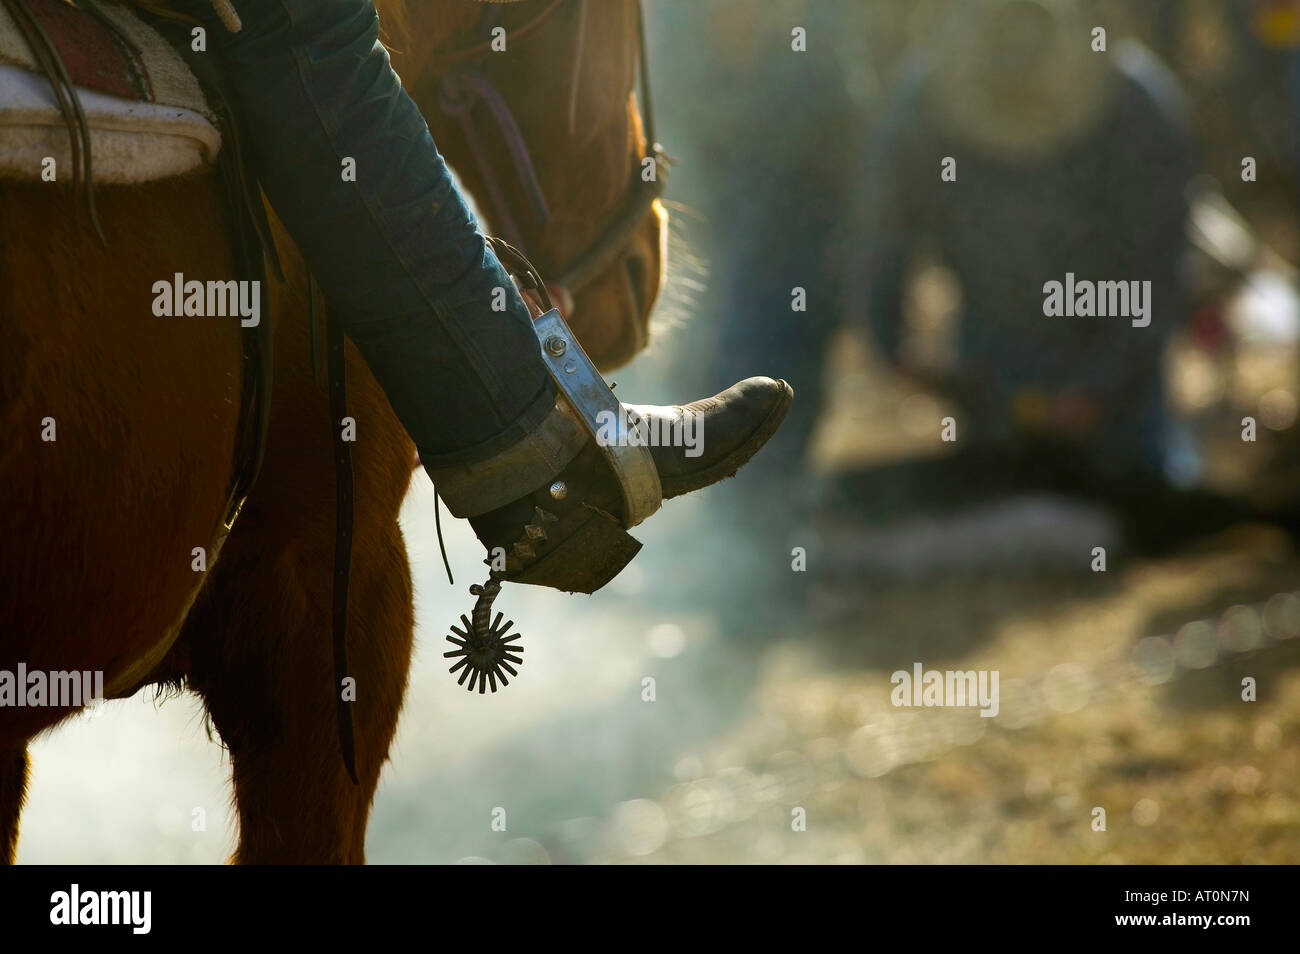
[618,541,1300,864]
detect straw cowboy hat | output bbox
[924,0,1119,161]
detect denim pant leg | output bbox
[175,0,584,512]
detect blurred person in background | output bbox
[850,0,1217,544]
[1110,0,1300,511]
[626,0,887,619]
[650,0,879,517]
[1253,0,1300,178]
[1138,0,1300,230]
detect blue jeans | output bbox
[175,0,580,513]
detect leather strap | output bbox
[168,16,279,532]
[326,309,359,785]
[0,0,103,240]
[431,0,667,304]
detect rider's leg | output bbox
[178,0,791,590]
[177,0,558,469]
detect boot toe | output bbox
[656,376,793,498]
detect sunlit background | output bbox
[19,0,1300,863]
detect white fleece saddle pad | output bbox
[0,1,220,184]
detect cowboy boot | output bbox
[421,239,794,594]
[463,374,793,593]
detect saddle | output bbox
[0,0,220,183]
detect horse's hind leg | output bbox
[0,747,30,864]
[178,212,416,863]
[185,513,413,864]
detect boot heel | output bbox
[508,508,642,594]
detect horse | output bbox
[0,0,665,863]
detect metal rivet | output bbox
[544,335,567,356]
[549,480,568,500]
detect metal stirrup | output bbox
[532,308,662,528]
[487,236,663,529]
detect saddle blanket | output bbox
[0,0,220,183]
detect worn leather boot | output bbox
[466,376,793,593]
[420,238,794,595]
